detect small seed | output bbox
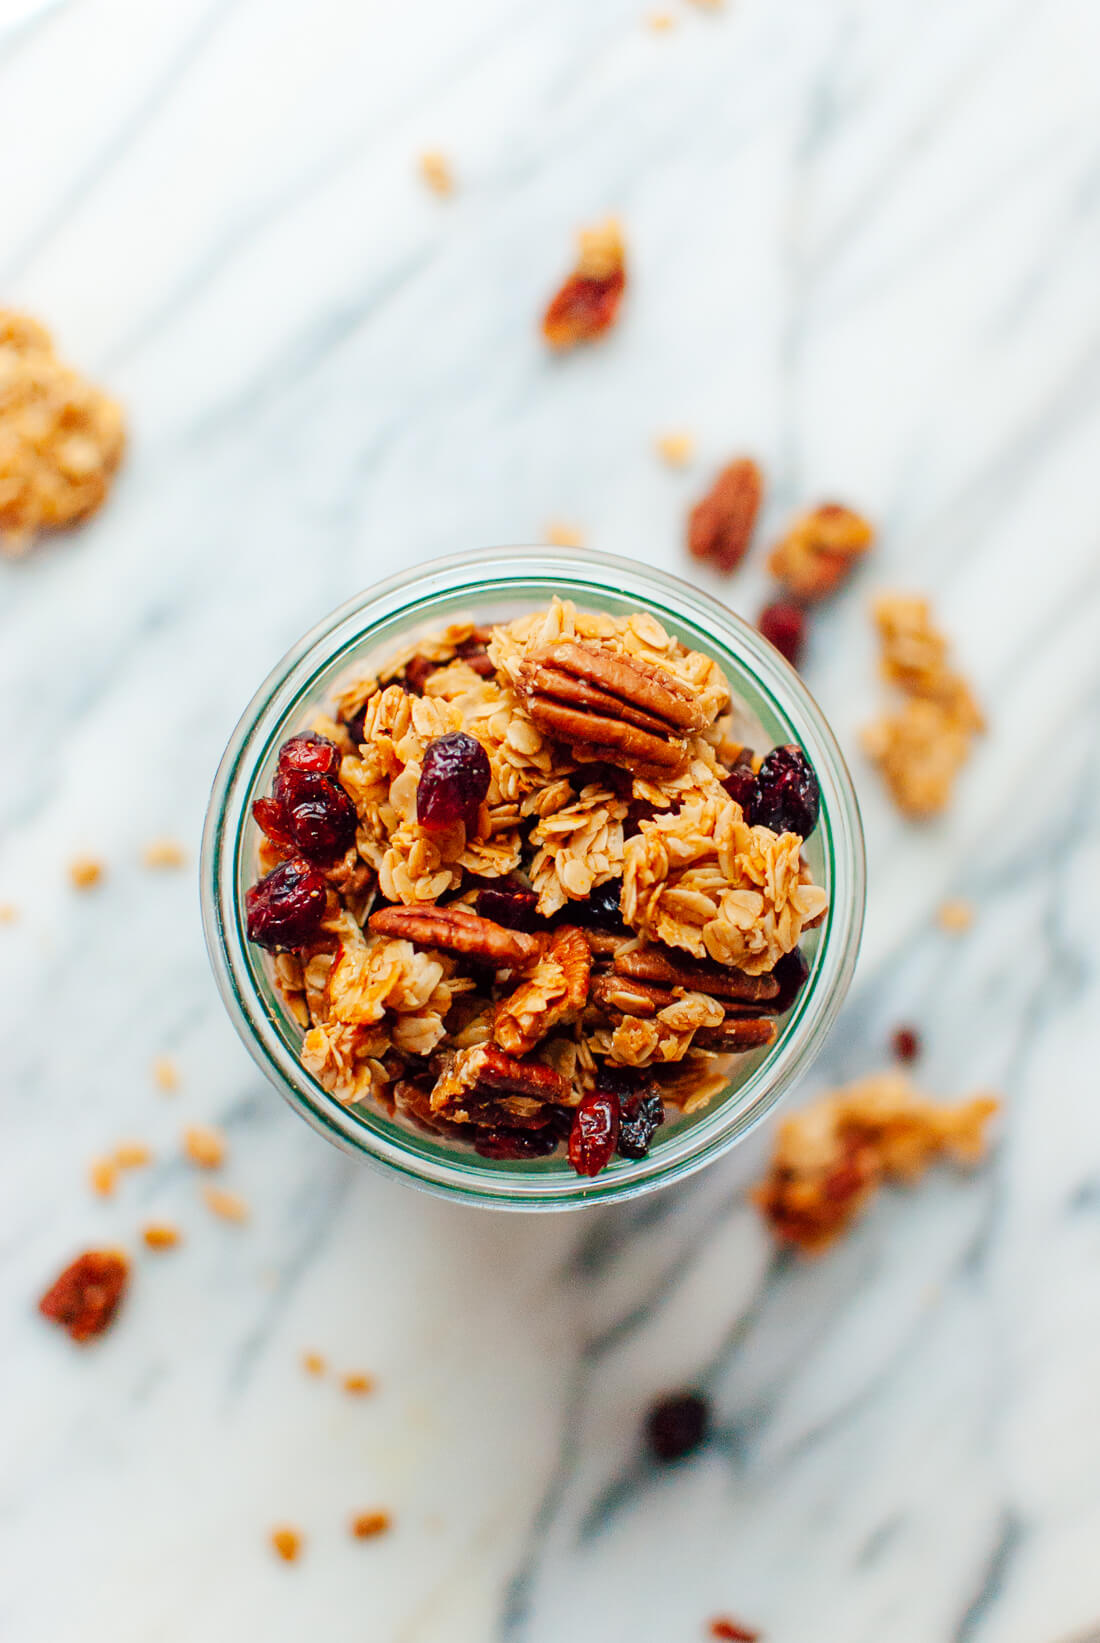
[202,1184,249,1223]
[142,1222,181,1250]
[183,1124,226,1169]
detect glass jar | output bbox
[201,548,865,1210]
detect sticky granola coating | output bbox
[247,600,830,1177]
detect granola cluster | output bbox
[861,594,984,816]
[245,600,830,1177]
[753,1072,998,1252]
[0,310,125,555]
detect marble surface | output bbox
[3,0,1100,1639]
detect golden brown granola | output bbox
[248,599,830,1175]
[201,1184,249,1223]
[542,220,627,350]
[142,1222,181,1250]
[753,1072,998,1252]
[69,855,104,890]
[270,1527,303,1563]
[767,503,874,602]
[862,593,983,817]
[151,1055,179,1093]
[141,837,188,870]
[182,1124,226,1170]
[418,151,454,197]
[937,898,975,933]
[350,1510,392,1540]
[0,310,125,554]
[655,431,695,466]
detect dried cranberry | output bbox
[277,731,342,778]
[39,1249,129,1342]
[417,732,491,832]
[750,744,820,837]
[709,1620,760,1642]
[403,654,437,695]
[617,1091,665,1159]
[476,885,542,931]
[770,946,809,1014]
[757,599,806,668]
[892,1025,921,1063]
[568,1089,620,1176]
[252,794,295,848]
[246,857,327,950]
[574,877,625,931]
[473,1127,561,1161]
[721,765,759,814]
[645,1390,710,1463]
[274,769,357,863]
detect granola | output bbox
[767,503,874,602]
[245,600,830,1178]
[0,310,125,554]
[542,219,627,349]
[862,593,983,817]
[753,1072,998,1252]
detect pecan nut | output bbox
[493,925,591,1057]
[368,903,543,969]
[429,1044,569,1126]
[693,1018,777,1053]
[590,971,676,1018]
[688,458,764,573]
[613,947,779,1003]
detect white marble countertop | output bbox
[3,1,1100,1639]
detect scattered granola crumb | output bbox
[350,1510,392,1540]
[767,502,873,601]
[141,837,187,870]
[202,1184,249,1223]
[544,520,585,549]
[114,1140,152,1170]
[688,0,725,8]
[69,855,104,890]
[647,11,676,28]
[38,1248,129,1341]
[88,1156,118,1197]
[938,899,974,933]
[342,1371,375,1396]
[709,1621,759,1642]
[0,902,18,923]
[270,1526,302,1563]
[655,431,695,466]
[862,594,983,817]
[418,150,454,197]
[542,218,627,349]
[891,1025,921,1063]
[142,1222,181,1250]
[302,1351,326,1377]
[0,310,125,556]
[151,1055,179,1093]
[183,1124,227,1169]
[688,457,764,572]
[753,1072,999,1253]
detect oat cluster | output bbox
[753,1071,998,1252]
[862,594,983,816]
[252,600,830,1171]
[0,310,125,555]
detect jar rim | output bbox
[201,546,866,1211]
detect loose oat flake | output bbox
[753,1072,998,1252]
[244,599,830,1179]
[544,520,585,549]
[418,151,454,197]
[0,310,125,555]
[202,1184,249,1223]
[69,855,104,890]
[183,1124,227,1169]
[142,837,187,870]
[142,1222,181,1250]
[151,1055,179,1092]
[351,1510,392,1540]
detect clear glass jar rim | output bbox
[201,547,866,1211]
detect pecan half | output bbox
[429,1044,569,1126]
[688,458,764,573]
[368,903,543,969]
[590,972,676,1017]
[693,1018,777,1052]
[613,947,779,1003]
[526,699,686,771]
[494,926,591,1057]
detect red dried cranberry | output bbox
[769,946,809,1014]
[750,744,820,837]
[473,1127,561,1160]
[721,765,759,814]
[617,1091,665,1159]
[568,1089,620,1176]
[475,885,542,931]
[403,654,437,695]
[709,1620,760,1642]
[892,1025,921,1063]
[246,857,327,950]
[574,877,625,931]
[277,731,342,778]
[252,794,295,848]
[273,769,357,863]
[417,732,491,832]
[757,599,806,668]
[645,1390,710,1463]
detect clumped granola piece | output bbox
[688,458,763,573]
[542,219,627,350]
[342,1371,375,1395]
[142,1222,181,1250]
[767,502,873,602]
[69,855,104,890]
[270,1527,303,1563]
[418,150,454,196]
[862,594,983,818]
[246,600,830,1177]
[655,431,694,466]
[753,1073,999,1253]
[545,520,585,548]
[0,311,125,555]
[39,1249,129,1342]
[351,1510,392,1539]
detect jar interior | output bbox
[233,572,836,1184]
